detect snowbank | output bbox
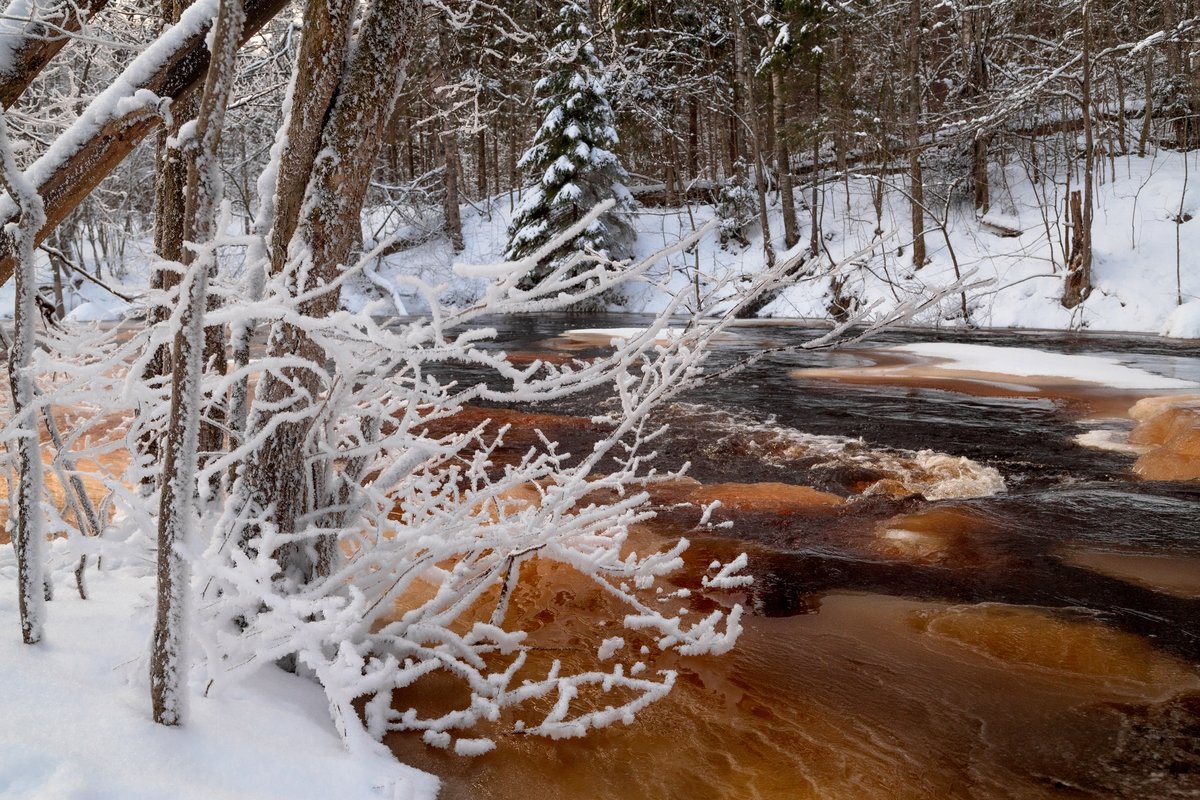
[0,569,438,800]
[1162,300,1200,338]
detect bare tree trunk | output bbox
[434,21,464,252]
[442,129,464,251]
[772,71,798,250]
[151,0,245,726]
[688,97,700,180]
[49,242,65,319]
[142,0,197,490]
[907,0,927,268]
[810,58,822,257]
[1138,51,1154,158]
[964,6,991,214]
[664,126,679,205]
[1062,190,1089,307]
[1063,2,1094,308]
[477,129,487,200]
[0,110,46,645]
[266,0,355,277]
[735,6,774,267]
[233,0,421,589]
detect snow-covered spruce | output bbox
[504,0,635,306]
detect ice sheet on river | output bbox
[892,343,1198,390]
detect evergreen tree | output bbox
[505,0,635,290]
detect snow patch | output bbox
[453,738,496,757]
[1074,429,1151,455]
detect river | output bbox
[384,317,1200,800]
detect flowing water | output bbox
[386,317,1200,800]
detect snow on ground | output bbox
[355,149,1200,336]
[21,150,1200,337]
[888,342,1200,389]
[0,568,439,800]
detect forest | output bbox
[1,0,1199,798]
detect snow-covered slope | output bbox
[26,150,1200,337]
[354,150,1200,336]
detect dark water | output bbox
[399,315,1200,799]
[438,314,1200,652]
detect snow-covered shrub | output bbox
[184,208,752,754]
[715,162,758,249]
[2,202,760,756]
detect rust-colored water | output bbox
[1058,548,1200,599]
[379,384,1200,799]
[386,586,1200,800]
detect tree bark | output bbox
[1063,2,1094,308]
[142,0,198,488]
[0,111,46,645]
[907,0,927,268]
[772,71,798,250]
[964,6,991,213]
[434,19,464,252]
[1062,190,1090,307]
[234,0,421,588]
[0,0,291,287]
[0,0,111,109]
[151,0,245,726]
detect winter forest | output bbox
[2,0,1200,797]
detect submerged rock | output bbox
[1128,397,1200,481]
[909,603,1200,696]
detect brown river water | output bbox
[382,319,1200,800]
[27,318,1200,798]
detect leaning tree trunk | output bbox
[0,0,291,287]
[151,0,244,726]
[0,110,46,645]
[0,0,111,109]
